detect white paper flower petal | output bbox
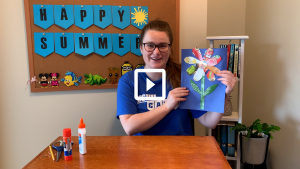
[193,68,205,81]
[184,57,200,64]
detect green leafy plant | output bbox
[230,119,281,139]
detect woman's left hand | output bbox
[217,70,236,96]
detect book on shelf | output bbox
[233,44,239,77]
[238,46,241,78]
[228,44,235,73]
[227,122,236,157]
[220,122,228,156]
[212,122,236,157]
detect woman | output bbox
[116,20,236,136]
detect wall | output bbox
[244,0,300,168]
[180,0,208,136]
[0,0,208,168]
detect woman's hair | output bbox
[140,19,181,88]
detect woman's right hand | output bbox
[163,87,189,111]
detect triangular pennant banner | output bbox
[130,34,142,56]
[54,33,74,57]
[34,32,54,57]
[112,34,130,56]
[74,5,93,29]
[112,6,130,30]
[54,5,74,29]
[131,6,148,30]
[74,33,94,56]
[94,33,112,56]
[33,5,54,29]
[94,5,112,29]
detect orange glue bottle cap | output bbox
[78,118,86,129]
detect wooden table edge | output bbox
[23,136,62,169]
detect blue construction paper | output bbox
[74,5,93,29]
[34,32,54,57]
[112,34,130,56]
[112,6,130,30]
[130,34,142,56]
[131,6,148,30]
[180,48,227,113]
[54,5,74,29]
[33,5,54,29]
[94,5,112,29]
[74,33,94,56]
[94,33,112,56]
[54,33,74,57]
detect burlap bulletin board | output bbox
[24,0,180,92]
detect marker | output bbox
[49,145,55,161]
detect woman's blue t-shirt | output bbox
[116,68,206,135]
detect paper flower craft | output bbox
[184,47,222,109]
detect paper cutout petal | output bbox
[34,32,54,57]
[193,68,205,81]
[54,5,74,29]
[206,70,216,81]
[94,33,112,56]
[131,6,148,30]
[112,6,130,30]
[74,5,93,29]
[112,34,130,56]
[33,5,54,29]
[54,33,74,57]
[94,5,112,29]
[74,33,94,56]
[184,57,200,64]
[130,34,142,56]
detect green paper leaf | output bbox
[204,84,218,96]
[190,79,201,94]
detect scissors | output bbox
[52,141,64,162]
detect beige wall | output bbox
[180,0,207,136]
[0,0,208,168]
[245,0,300,168]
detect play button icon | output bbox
[134,69,166,101]
[146,78,155,91]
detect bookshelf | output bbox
[206,36,249,169]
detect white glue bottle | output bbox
[78,118,87,154]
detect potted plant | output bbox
[230,119,281,165]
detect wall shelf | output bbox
[206,36,248,169]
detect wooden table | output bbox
[23,136,231,169]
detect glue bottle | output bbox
[63,128,73,161]
[78,118,87,154]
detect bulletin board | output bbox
[24,0,180,92]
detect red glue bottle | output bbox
[63,128,73,161]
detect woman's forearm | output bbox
[119,105,171,135]
[197,94,229,129]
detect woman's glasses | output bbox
[143,43,170,53]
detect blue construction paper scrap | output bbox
[34,32,54,57]
[94,5,112,29]
[130,34,142,56]
[54,5,74,29]
[33,5,54,29]
[180,48,227,113]
[54,33,74,57]
[74,5,93,29]
[112,34,130,56]
[112,6,130,30]
[131,6,148,30]
[94,33,112,56]
[74,33,94,56]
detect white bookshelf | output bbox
[206,36,249,169]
